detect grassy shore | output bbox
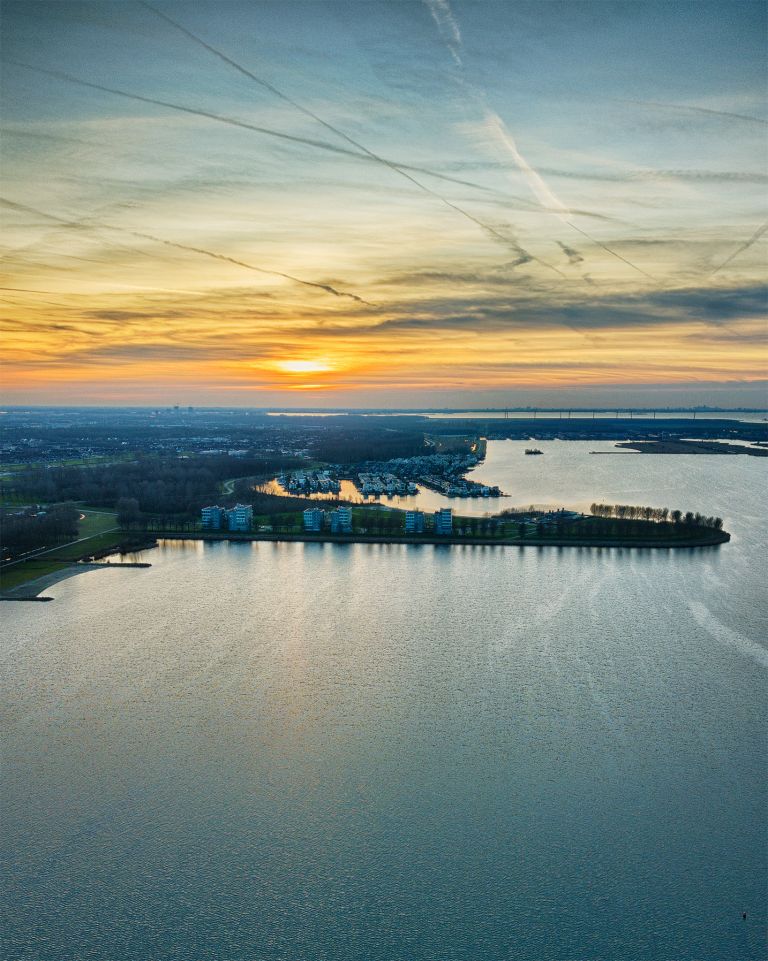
[1,509,731,597]
[0,510,143,593]
[616,440,768,456]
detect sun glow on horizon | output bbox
[1,1,765,407]
[273,359,336,375]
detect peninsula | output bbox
[1,409,745,597]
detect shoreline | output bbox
[150,529,730,550]
[0,560,151,600]
[0,526,730,600]
[0,562,110,600]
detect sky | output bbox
[1,0,766,408]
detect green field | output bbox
[0,560,72,591]
[0,510,120,592]
[1,453,135,472]
[77,510,119,538]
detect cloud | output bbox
[556,241,584,265]
[710,222,768,276]
[621,99,768,127]
[85,309,186,321]
[134,3,550,267]
[423,0,463,66]
[540,166,768,186]
[306,281,768,339]
[420,0,654,281]
[0,197,373,305]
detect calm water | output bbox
[2,444,766,960]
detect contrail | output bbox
[424,0,463,67]
[563,218,654,279]
[479,99,654,278]
[481,105,654,276]
[621,99,768,128]
[710,222,768,276]
[0,198,373,305]
[5,59,613,224]
[422,0,653,280]
[136,3,561,274]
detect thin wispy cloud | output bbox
[4,63,616,223]
[556,241,584,266]
[421,0,654,281]
[710,222,768,276]
[424,0,464,67]
[622,99,768,127]
[2,0,764,405]
[0,197,373,305]
[136,2,559,272]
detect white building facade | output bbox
[201,505,227,529]
[227,504,253,532]
[303,508,325,532]
[405,510,425,533]
[433,508,453,535]
[330,506,353,533]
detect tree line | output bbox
[1,504,80,556]
[312,425,427,464]
[590,503,723,529]
[3,454,300,517]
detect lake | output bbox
[2,442,765,960]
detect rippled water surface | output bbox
[2,443,766,960]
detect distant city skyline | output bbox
[2,0,766,406]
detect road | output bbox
[1,527,121,569]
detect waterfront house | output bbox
[330,506,353,533]
[405,510,425,533]
[433,508,453,535]
[201,505,227,530]
[227,504,253,532]
[303,508,325,532]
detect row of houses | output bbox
[357,473,419,496]
[404,508,453,534]
[281,470,341,495]
[303,506,353,533]
[201,504,454,536]
[303,506,454,535]
[201,504,254,532]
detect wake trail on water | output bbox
[688,600,768,669]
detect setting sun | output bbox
[274,359,335,375]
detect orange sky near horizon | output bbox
[1,1,766,407]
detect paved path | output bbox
[0,527,120,570]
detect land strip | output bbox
[153,528,730,549]
[616,440,768,456]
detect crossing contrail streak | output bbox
[136,3,563,274]
[0,198,373,305]
[622,99,768,127]
[422,0,654,281]
[480,100,654,278]
[710,222,768,276]
[562,219,654,279]
[6,59,612,222]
